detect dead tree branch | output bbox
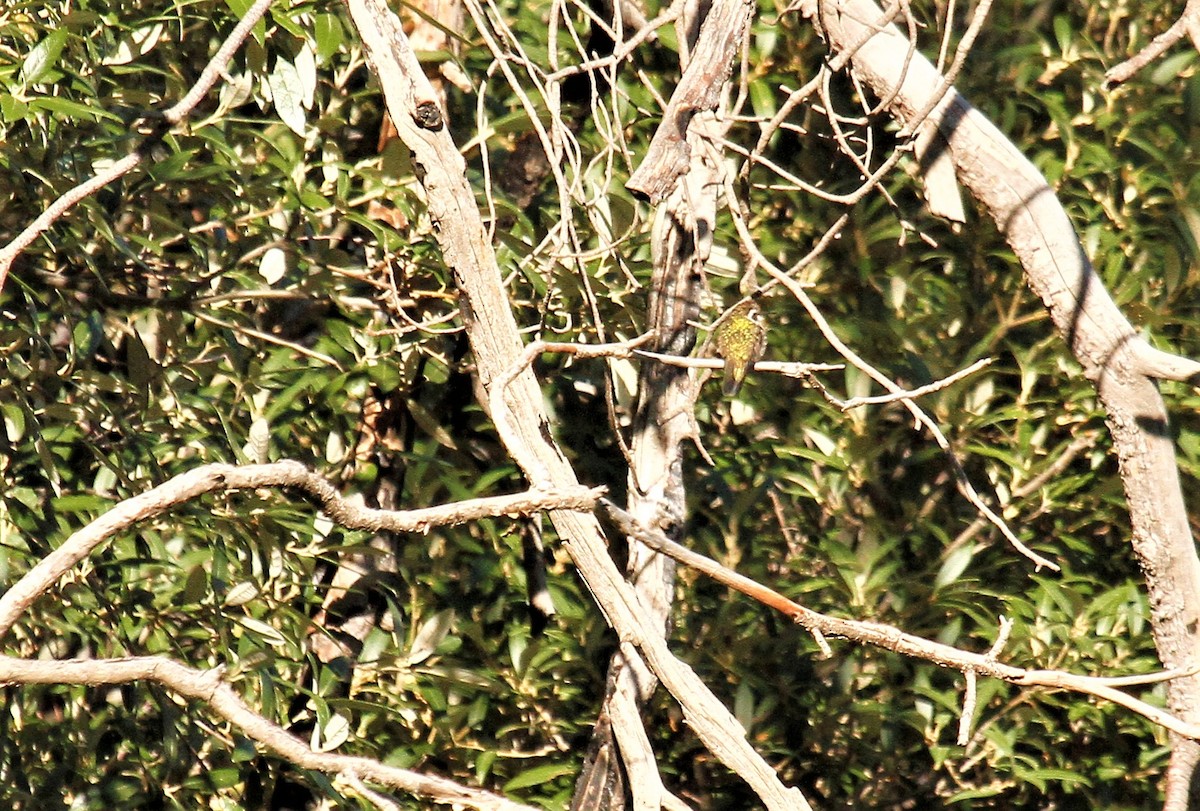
[600,499,1200,742]
[808,0,1200,804]
[344,1,813,806]
[626,0,754,202]
[0,654,538,811]
[1104,0,1200,88]
[0,460,601,640]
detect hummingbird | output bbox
[714,300,767,396]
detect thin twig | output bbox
[192,310,342,368]
[958,669,977,745]
[635,349,843,377]
[1104,0,1200,88]
[163,0,275,124]
[942,432,1097,557]
[836,357,993,409]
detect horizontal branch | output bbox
[635,349,843,377]
[0,654,536,811]
[599,499,1200,741]
[0,460,603,640]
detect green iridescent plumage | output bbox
[714,300,767,396]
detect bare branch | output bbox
[808,0,1200,798]
[544,9,677,82]
[836,357,993,409]
[600,499,1200,741]
[635,348,843,378]
[163,0,275,124]
[0,655,537,811]
[626,0,755,202]
[1104,0,1200,88]
[346,3,814,806]
[337,773,404,811]
[958,669,977,745]
[0,460,602,640]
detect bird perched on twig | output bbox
[714,300,767,396]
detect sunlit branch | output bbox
[600,499,1200,740]
[0,461,602,640]
[1104,0,1200,88]
[0,654,537,811]
[834,357,993,409]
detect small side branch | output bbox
[1104,0,1200,88]
[635,348,843,379]
[835,358,992,409]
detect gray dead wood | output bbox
[809,0,1200,806]
[345,0,813,807]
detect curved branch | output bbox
[1104,0,1200,88]
[809,0,1200,803]
[0,460,602,640]
[0,654,537,811]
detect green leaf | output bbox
[313,14,345,62]
[231,737,258,763]
[147,148,199,181]
[503,762,576,791]
[1150,51,1196,86]
[934,543,975,590]
[21,29,68,86]
[28,96,120,123]
[408,610,455,666]
[206,767,241,789]
[270,58,306,137]
[0,94,29,123]
[2,403,25,442]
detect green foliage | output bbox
[0,0,1197,807]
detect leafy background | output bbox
[0,0,1197,807]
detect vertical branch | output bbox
[810,1,1200,806]
[345,1,812,808]
[572,0,749,805]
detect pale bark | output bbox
[0,654,537,811]
[810,0,1200,805]
[345,0,812,807]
